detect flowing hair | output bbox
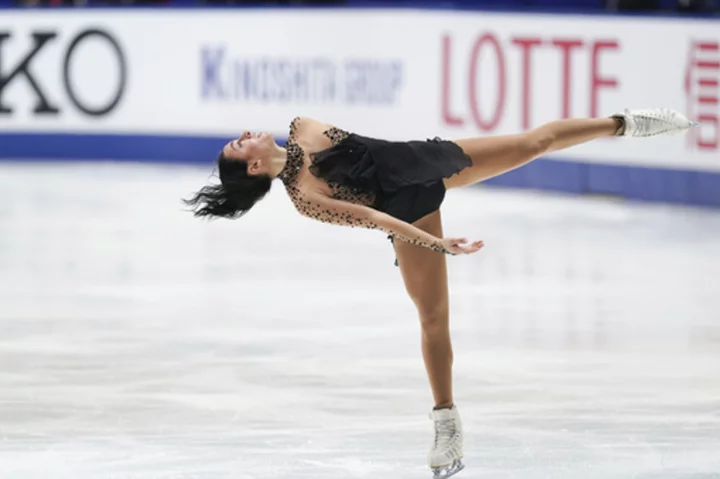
[183,153,272,219]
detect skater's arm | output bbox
[298,192,451,254]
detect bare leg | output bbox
[393,119,619,405]
[393,210,453,408]
[444,117,621,189]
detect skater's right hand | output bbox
[441,237,484,255]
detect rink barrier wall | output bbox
[4,132,720,207]
[1,8,719,207]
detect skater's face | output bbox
[222,131,276,176]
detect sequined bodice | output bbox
[279,117,376,217]
[321,129,375,208]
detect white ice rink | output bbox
[1,162,719,479]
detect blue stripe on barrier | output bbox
[482,159,720,207]
[0,132,231,164]
[2,132,719,207]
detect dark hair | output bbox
[183,152,272,219]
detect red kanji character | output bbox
[685,41,719,151]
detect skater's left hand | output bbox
[441,237,484,255]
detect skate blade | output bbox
[431,459,464,478]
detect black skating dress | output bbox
[278,117,472,265]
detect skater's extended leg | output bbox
[444,117,620,189]
[393,209,453,408]
[444,108,696,189]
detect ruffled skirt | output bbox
[310,133,472,224]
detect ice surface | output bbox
[0,162,719,479]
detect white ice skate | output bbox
[612,108,698,138]
[427,405,464,479]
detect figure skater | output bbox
[184,108,694,478]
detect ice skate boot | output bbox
[427,405,464,478]
[612,108,697,138]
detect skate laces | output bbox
[434,418,457,447]
[637,112,668,136]
[628,108,678,137]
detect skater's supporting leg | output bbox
[393,210,453,408]
[445,117,620,189]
